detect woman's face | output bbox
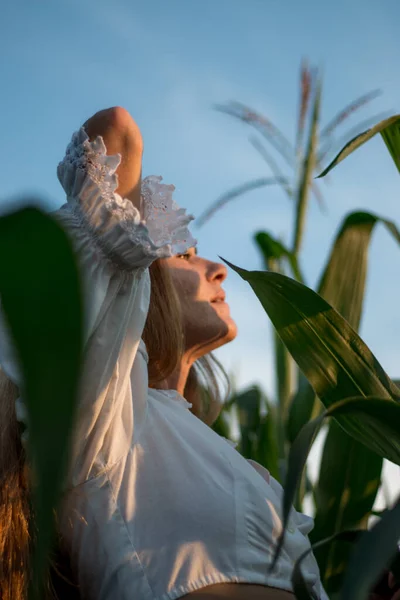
[164,247,237,359]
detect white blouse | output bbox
[0,128,328,600]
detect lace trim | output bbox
[57,127,197,259]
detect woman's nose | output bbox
[207,260,228,283]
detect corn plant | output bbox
[206,60,400,596]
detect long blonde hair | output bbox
[0,258,229,600]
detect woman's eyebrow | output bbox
[194,247,198,255]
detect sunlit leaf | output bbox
[317,114,400,178]
[222,261,400,462]
[318,210,400,330]
[287,210,399,450]
[0,206,83,599]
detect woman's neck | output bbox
[158,352,194,396]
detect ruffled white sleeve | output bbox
[0,127,196,487]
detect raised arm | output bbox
[83,106,143,211]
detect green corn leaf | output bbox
[222,260,400,461]
[286,210,400,447]
[272,396,400,570]
[317,211,400,330]
[253,234,298,481]
[380,117,400,173]
[311,421,382,596]
[0,206,83,599]
[310,210,400,594]
[292,530,361,600]
[340,494,400,600]
[317,114,400,178]
[270,410,326,569]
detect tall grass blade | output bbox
[292,80,321,255]
[195,177,287,227]
[249,136,293,199]
[296,60,313,155]
[214,101,295,167]
[320,89,381,139]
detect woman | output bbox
[0,106,331,600]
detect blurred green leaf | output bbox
[236,386,263,459]
[293,80,321,255]
[0,206,83,599]
[340,495,400,600]
[317,114,400,178]
[287,372,323,445]
[311,421,382,595]
[255,231,304,282]
[380,117,400,173]
[256,400,280,481]
[222,262,400,461]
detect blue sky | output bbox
[1,0,400,401]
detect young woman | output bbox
[0,107,331,600]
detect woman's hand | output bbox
[84,107,144,210]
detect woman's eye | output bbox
[177,253,191,260]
